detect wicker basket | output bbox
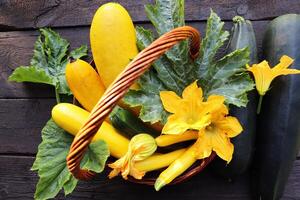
[67,26,216,185]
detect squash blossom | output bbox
[108,134,157,180]
[247,55,300,113]
[194,102,242,163]
[155,82,243,191]
[160,81,226,135]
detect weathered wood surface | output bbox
[0,0,300,199]
[0,21,268,98]
[0,99,56,155]
[0,0,299,29]
[0,156,299,200]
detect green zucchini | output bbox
[253,14,300,200]
[109,106,160,138]
[211,16,258,179]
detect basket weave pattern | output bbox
[67,26,214,184]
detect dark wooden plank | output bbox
[0,156,299,200]
[0,0,299,30]
[0,99,56,155]
[0,20,268,99]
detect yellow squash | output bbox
[65,59,106,111]
[52,103,129,158]
[90,3,139,88]
[51,103,185,172]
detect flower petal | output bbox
[211,132,234,163]
[160,91,182,113]
[189,114,212,131]
[215,116,243,138]
[247,61,273,95]
[182,81,203,101]
[194,130,213,160]
[274,69,300,76]
[205,95,226,114]
[162,114,190,135]
[272,55,294,71]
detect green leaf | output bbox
[136,26,185,94]
[145,0,185,35]
[8,66,54,85]
[197,10,230,82]
[63,177,78,196]
[69,45,88,59]
[196,11,254,107]
[82,140,109,173]
[207,73,254,107]
[32,119,109,200]
[124,70,168,123]
[124,90,165,123]
[8,28,88,97]
[145,0,194,84]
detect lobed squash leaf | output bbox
[196,11,254,106]
[124,0,254,124]
[8,28,88,96]
[32,119,109,200]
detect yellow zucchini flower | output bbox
[155,84,243,191]
[108,134,157,180]
[247,55,299,113]
[194,103,242,163]
[159,81,225,135]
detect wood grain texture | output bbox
[0,21,268,98]
[0,0,299,30]
[0,156,299,200]
[0,99,56,155]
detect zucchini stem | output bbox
[257,95,263,114]
[55,87,61,103]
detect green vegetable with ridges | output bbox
[253,14,300,200]
[211,15,257,179]
[109,106,160,138]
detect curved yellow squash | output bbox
[90,3,139,88]
[65,59,106,111]
[52,103,129,158]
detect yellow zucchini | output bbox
[90,3,139,88]
[52,103,129,158]
[51,103,185,172]
[66,59,106,111]
[155,131,198,147]
[155,144,198,191]
[135,149,186,172]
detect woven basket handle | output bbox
[67,26,201,180]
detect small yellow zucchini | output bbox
[155,131,198,147]
[155,144,198,191]
[65,59,106,111]
[90,3,139,88]
[135,149,186,172]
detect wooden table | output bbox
[0,1,299,199]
